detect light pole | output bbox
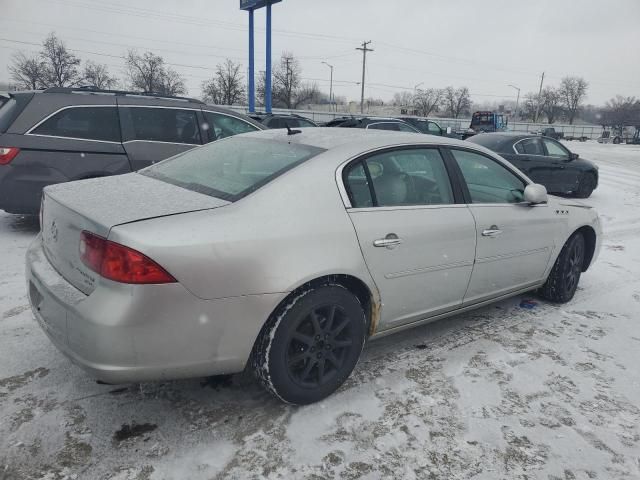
[508,84,520,121]
[322,61,334,111]
[414,82,424,93]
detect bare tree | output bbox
[41,33,81,87]
[442,86,471,118]
[603,95,640,128]
[559,76,588,125]
[413,88,442,117]
[202,59,245,105]
[126,50,186,95]
[292,82,321,108]
[539,87,562,124]
[159,68,186,96]
[272,52,301,108]
[9,53,46,90]
[83,61,117,89]
[392,91,414,108]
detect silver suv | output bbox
[0,87,263,214]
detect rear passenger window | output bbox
[203,111,258,141]
[120,107,201,144]
[31,106,120,142]
[514,138,544,155]
[345,162,374,208]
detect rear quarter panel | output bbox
[108,151,377,302]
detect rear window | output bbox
[466,134,508,151]
[0,93,34,133]
[31,106,120,142]
[141,137,325,201]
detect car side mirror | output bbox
[524,184,548,204]
[446,127,452,135]
[569,152,579,160]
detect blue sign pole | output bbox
[248,8,255,112]
[265,2,272,113]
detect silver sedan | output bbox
[27,128,601,404]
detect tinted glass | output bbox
[351,148,453,206]
[397,122,419,133]
[543,138,569,158]
[465,134,508,151]
[32,106,120,142]
[344,162,373,207]
[121,107,201,144]
[203,111,257,141]
[368,122,400,131]
[451,149,526,204]
[142,137,324,201]
[427,122,441,134]
[296,118,317,128]
[515,138,544,155]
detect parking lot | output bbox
[1,141,640,480]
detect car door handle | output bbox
[482,226,503,237]
[373,234,402,248]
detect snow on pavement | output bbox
[1,141,639,480]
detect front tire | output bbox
[575,173,596,198]
[252,285,367,405]
[539,233,585,303]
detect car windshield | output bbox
[141,137,325,201]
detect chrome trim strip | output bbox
[24,133,121,145]
[385,260,473,280]
[475,247,550,264]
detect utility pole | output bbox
[534,72,545,123]
[508,84,520,121]
[356,41,373,114]
[284,56,292,109]
[322,61,334,111]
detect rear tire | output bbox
[575,173,596,198]
[539,233,585,303]
[613,136,621,144]
[251,285,366,405]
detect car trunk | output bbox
[41,173,229,295]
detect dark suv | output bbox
[249,113,318,129]
[0,87,263,214]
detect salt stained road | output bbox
[1,141,639,480]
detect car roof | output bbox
[240,126,469,151]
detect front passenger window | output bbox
[451,149,526,204]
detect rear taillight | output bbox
[0,147,19,165]
[80,230,176,284]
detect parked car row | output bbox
[0,87,264,214]
[0,87,600,220]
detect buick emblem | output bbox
[50,220,58,242]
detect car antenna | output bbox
[286,124,301,135]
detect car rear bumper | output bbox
[26,234,286,384]
[0,167,42,214]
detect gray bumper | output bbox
[26,234,285,384]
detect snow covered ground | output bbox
[1,141,639,480]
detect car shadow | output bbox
[0,213,40,235]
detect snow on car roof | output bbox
[239,126,471,151]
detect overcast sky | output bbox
[1,0,638,105]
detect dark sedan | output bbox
[466,133,598,198]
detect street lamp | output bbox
[508,84,521,121]
[414,82,424,93]
[321,61,334,111]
